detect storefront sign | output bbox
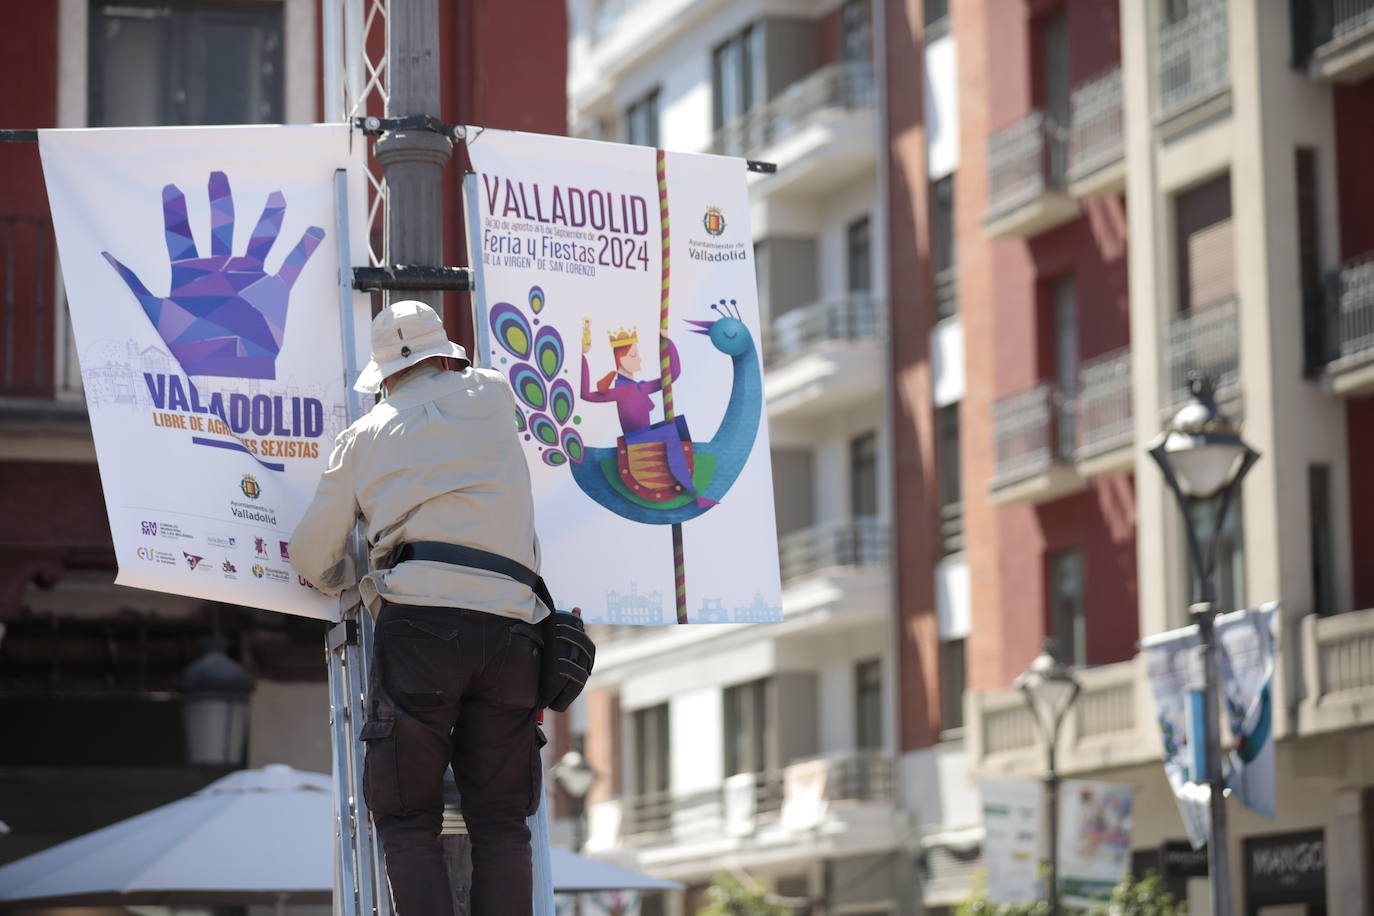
[1244,829,1326,905]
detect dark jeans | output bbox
[361,602,543,916]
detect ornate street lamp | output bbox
[177,639,256,767]
[552,741,599,916]
[1017,640,1082,915]
[1147,375,1259,916]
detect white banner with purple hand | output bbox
[465,129,781,625]
[40,125,370,621]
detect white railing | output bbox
[992,382,1074,486]
[709,62,875,159]
[1327,253,1374,367]
[765,292,882,367]
[973,658,1142,768]
[1076,346,1133,460]
[777,517,888,584]
[1067,66,1123,183]
[1333,0,1374,41]
[985,111,1068,219]
[1155,0,1229,120]
[1166,298,1239,405]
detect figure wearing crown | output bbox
[580,317,701,500]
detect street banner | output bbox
[1142,623,1208,848]
[980,777,1042,904]
[465,129,781,625]
[1058,779,1135,907]
[40,125,370,621]
[1216,603,1278,820]
[1143,603,1280,847]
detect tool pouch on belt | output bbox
[386,541,597,710]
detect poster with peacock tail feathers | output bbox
[464,128,782,626]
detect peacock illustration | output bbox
[490,295,762,524]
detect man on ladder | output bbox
[290,299,547,916]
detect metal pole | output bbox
[1046,737,1059,916]
[374,4,467,912]
[571,793,586,916]
[1194,602,1232,915]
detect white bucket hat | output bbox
[354,300,469,394]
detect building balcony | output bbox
[1299,607,1374,736]
[1154,0,1231,129]
[764,292,884,421]
[968,656,1156,779]
[1297,0,1374,83]
[1165,298,1240,408]
[716,62,878,200]
[1319,253,1374,396]
[983,111,1079,239]
[989,382,1086,505]
[1075,346,1134,477]
[1066,66,1125,198]
[587,517,889,679]
[0,215,91,462]
[606,752,900,873]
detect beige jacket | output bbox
[289,363,545,622]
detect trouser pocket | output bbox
[360,716,401,817]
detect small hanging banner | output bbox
[464,128,781,626]
[40,125,371,620]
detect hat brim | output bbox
[354,340,470,393]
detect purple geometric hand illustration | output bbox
[102,171,325,380]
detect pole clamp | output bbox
[352,115,465,142]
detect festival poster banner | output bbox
[1142,603,1280,848]
[465,129,781,626]
[1057,779,1135,907]
[979,777,1042,904]
[39,125,371,621]
[1216,603,1278,821]
[1142,622,1209,849]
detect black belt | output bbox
[388,541,555,613]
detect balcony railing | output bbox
[803,752,894,803]
[765,292,882,368]
[1323,253,1374,369]
[985,111,1068,220]
[1295,0,1374,66]
[1155,0,1230,121]
[1301,608,1374,736]
[777,517,888,584]
[709,62,875,160]
[992,382,1074,486]
[1,216,67,399]
[1076,346,1133,460]
[1166,298,1239,405]
[1067,67,1124,184]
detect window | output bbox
[855,658,883,749]
[724,679,771,776]
[935,405,962,556]
[1309,464,1335,616]
[1052,275,1078,458]
[840,0,873,63]
[1297,148,1326,375]
[1036,9,1069,182]
[89,2,284,127]
[850,431,879,519]
[931,176,957,320]
[712,26,762,131]
[923,0,950,30]
[1049,547,1086,666]
[1175,174,1235,312]
[940,638,966,732]
[632,704,670,795]
[847,216,872,293]
[624,89,660,148]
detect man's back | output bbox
[291,362,541,622]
